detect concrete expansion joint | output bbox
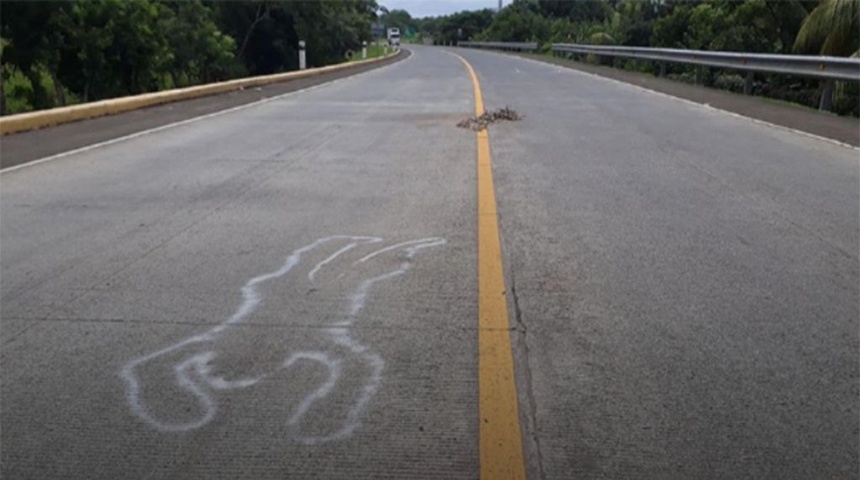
[509,269,546,480]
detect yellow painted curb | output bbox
[0,52,399,136]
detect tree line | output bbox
[477,0,856,57]
[390,0,857,57]
[386,0,857,115]
[383,0,860,56]
[2,1,857,116]
[1,0,379,115]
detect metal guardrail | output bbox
[458,41,538,52]
[552,43,860,111]
[454,40,859,111]
[551,44,860,82]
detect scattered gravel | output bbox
[457,106,522,131]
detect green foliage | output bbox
[349,43,387,62]
[650,1,804,52]
[480,3,550,43]
[2,0,857,116]
[794,0,860,56]
[378,8,416,36]
[419,9,496,45]
[2,65,35,114]
[49,0,174,100]
[158,1,239,87]
[419,0,856,115]
[0,0,380,114]
[539,0,612,23]
[447,0,851,58]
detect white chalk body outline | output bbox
[120,235,445,443]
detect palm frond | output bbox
[794,0,860,56]
[589,31,615,45]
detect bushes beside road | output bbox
[416,0,859,116]
[0,0,380,115]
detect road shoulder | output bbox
[513,52,859,148]
[0,51,408,170]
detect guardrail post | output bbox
[744,71,754,95]
[658,62,667,77]
[299,40,307,70]
[695,66,703,85]
[819,80,834,111]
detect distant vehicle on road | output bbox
[387,27,400,47]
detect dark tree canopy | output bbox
[1,0,378,113]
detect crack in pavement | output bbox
[510,268,547,480]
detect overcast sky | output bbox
[382,0,513,18]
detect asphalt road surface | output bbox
[2,46,857,479]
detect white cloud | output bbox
[382,0,511,18]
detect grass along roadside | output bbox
[348,43,391,62]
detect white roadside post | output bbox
[299,40,307,70]
[362,41,367,60]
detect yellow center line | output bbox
[449,51,527,480]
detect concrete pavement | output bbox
[2,47,479,479]
[455,47,859,479]
[0,51,406,170]
[2,45,858,479]
[516,51,860,148]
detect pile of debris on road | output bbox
[457,106,522,131]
